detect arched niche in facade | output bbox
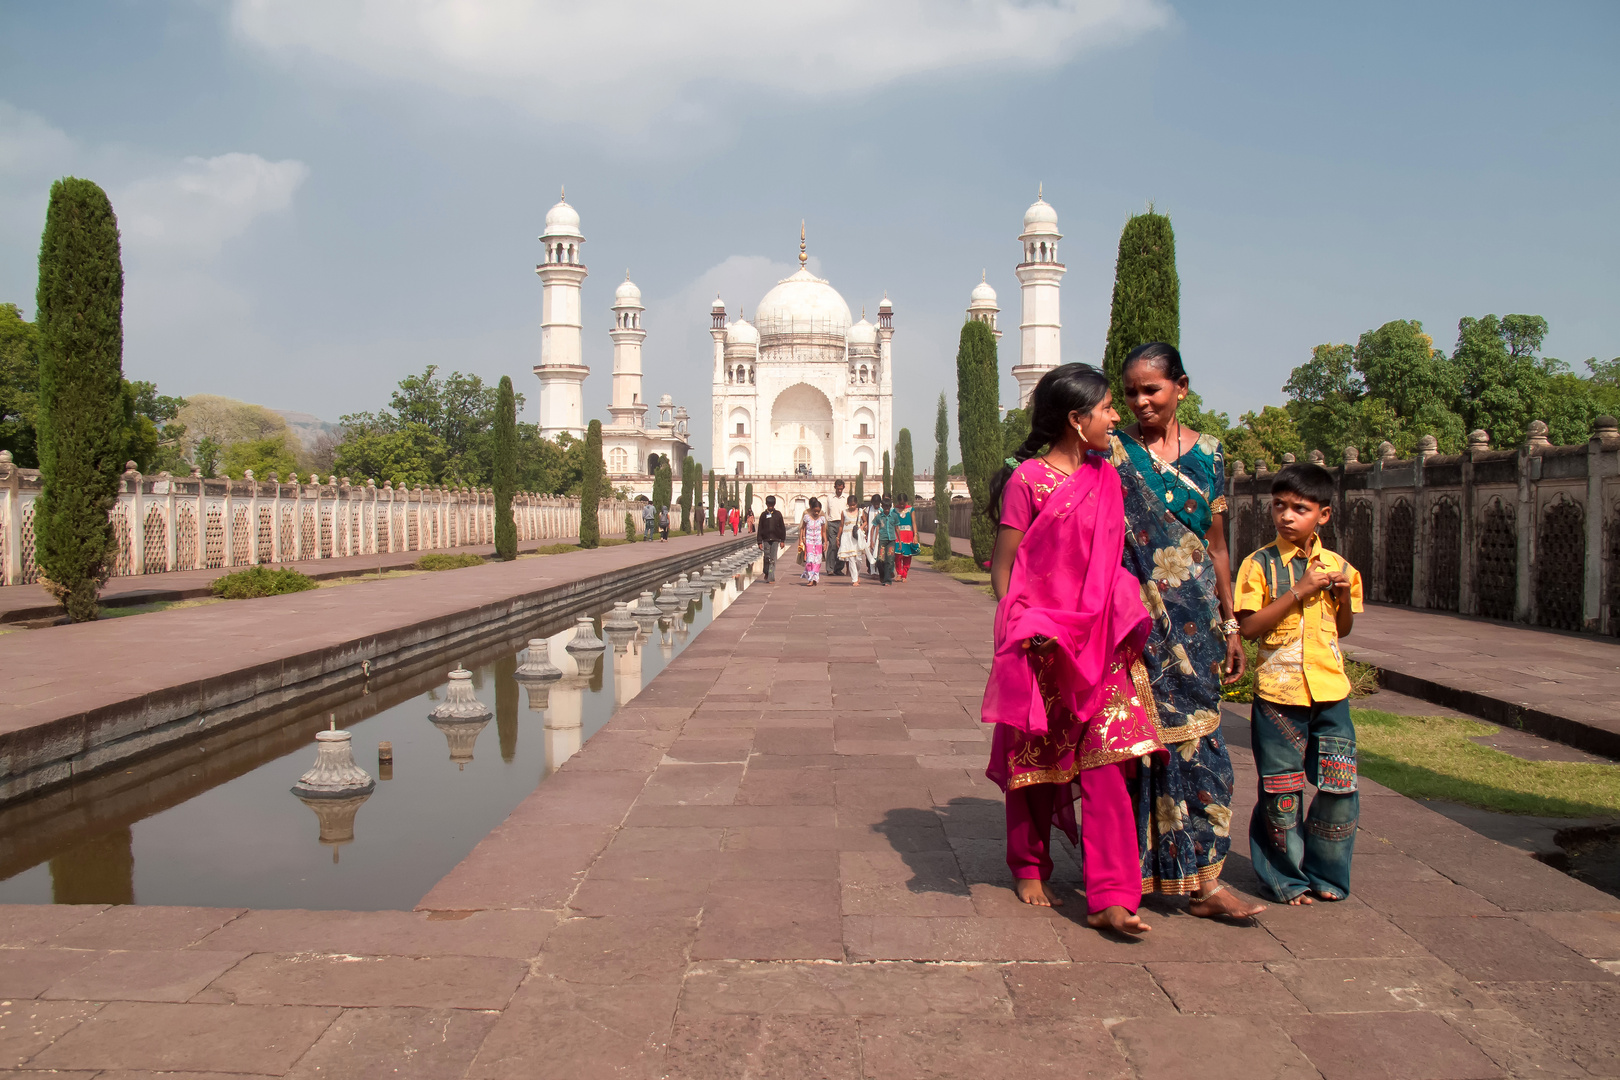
[770,382,834,475]
[728,406,751,439]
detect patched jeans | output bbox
[1248,696,1358,902]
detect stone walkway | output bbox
[0,535,602,623]
[0,563,1616,1076]
[1346,607,1620,759]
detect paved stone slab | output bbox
[29,1001,339,1074]
[44,949,247,1003]
[285,1006,501,1080]
[1283,1011,1503,1080]
[1111,1015,1319,1080]
[0,999,101,1068]
[202,952,526,1009]
[48,906,245,951]
[859,1016,1130,1080]
[1264,956,1490,1013]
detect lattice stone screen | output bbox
[0,456,632,589]
[1225,419,1620,634]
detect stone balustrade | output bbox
[1227,418,1620,635]
[0,453,632,587]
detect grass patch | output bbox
[100,598,223,619]
[932,556,983,575]
[1222,638,1377,703]
[209,565,319,599]
[415,552,486,571]
[1352,709,1620,818]
[317,569,424,588]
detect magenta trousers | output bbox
[1006,762,1141,914]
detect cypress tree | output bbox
[744,481,753,520]
[707,469,717,529]
[881,451,891,498]
[933,393,952,561]
[677,455,693,532]
[894,428,915,502]
[854,469,864,504]
[578,419,602,548]
[34,178,126,622]
[1101,207,1180,400]
[652,460,672,516]
[956,319,1000,565]
[493,376,517,560]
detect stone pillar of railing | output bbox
[1585,417,1617,632]
[125,463,145,576]
[1516,420,1551,623]
[0,451,18,586]
[1412,435,1438,609]
[1459,430,1488,615]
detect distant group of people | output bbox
[640,499,753,543]
[755,491,917,587]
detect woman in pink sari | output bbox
[983,363,1165,934]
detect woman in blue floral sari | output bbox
[1112,343,1265,919]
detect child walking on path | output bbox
[983,363,1165,934]
[1235,463,1364,905]
[894,494,918,581]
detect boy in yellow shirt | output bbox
[1235,463,1364,905]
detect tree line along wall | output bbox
[0,453,633,587]
[1227,419,1620,635]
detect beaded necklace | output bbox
[1144,417,1194,509]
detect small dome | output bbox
[615,277,642,305]
[711,293,726,311]
[543,197,581,238]
[726,318,759,346]
[970,278,997,305]
[1022,195,1059,235]
[847,315,877,347]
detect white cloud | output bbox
[230,0,1171,130]
[116,153,310,260]
[0,102,75,178]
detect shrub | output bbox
[624,511,637,541]
[210,565,318,599]
[415,552,486,571]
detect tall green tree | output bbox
[677,455,693,532]
[956,319,1000,565]
[34,179,127,622]
[578,419,602,548]
[707,468,717,528]
[1001,407,1031,461]
[492,375,517,560]
[744,481,753,520]
[854,469,864,504]
[882,451,891,498]
[893,428,915,502]
[0,303,42,467]
[933,392,951,561]
[652,459,672,515]
[1101,208,1180,399]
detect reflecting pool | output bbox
[0,555,760,910]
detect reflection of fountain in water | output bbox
[611,628,644,706]
[429,668,492,769]
[289,724,376,861]
[542,632,586,775]
[657,614,675,658]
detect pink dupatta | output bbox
[980,455,1150,735]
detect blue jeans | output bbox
[1248,696,1358,902]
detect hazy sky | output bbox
[2,1,1615,461]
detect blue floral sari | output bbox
[1110,431,1236,895]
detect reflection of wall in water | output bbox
[50,826,133,904]
[494,654,519,763]
[612,633,644,707]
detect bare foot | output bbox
[1014,879,1065,907]
[1310,888,1344,902]
[1286,892,1314,906]
[1086,905,1151,935]
[1188,883,1266,920]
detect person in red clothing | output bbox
[729,505,741,534]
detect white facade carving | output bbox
[710,227,893,479]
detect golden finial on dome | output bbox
[1037,181,1043,201]
[799,221,807,267]
[560,184,566,201]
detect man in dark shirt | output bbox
[757,495,787,582]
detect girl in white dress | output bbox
[837,496,866,586]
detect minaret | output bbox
[709,294,727,463]
[1013,186,1065,408]
[967,272,1001,340]
[877,293,895,462]
[609,274,647,429]
[533,189,589,439]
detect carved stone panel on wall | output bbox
[1535,494,1585,631]
[1427,496,1461,612]
[1607,509,1620,636]
[1382,498,1415,605]
[1235,504,1257,561]
[1346,500,1374,579]
[1476,497,1517,621]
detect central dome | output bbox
[754,267,852,340]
